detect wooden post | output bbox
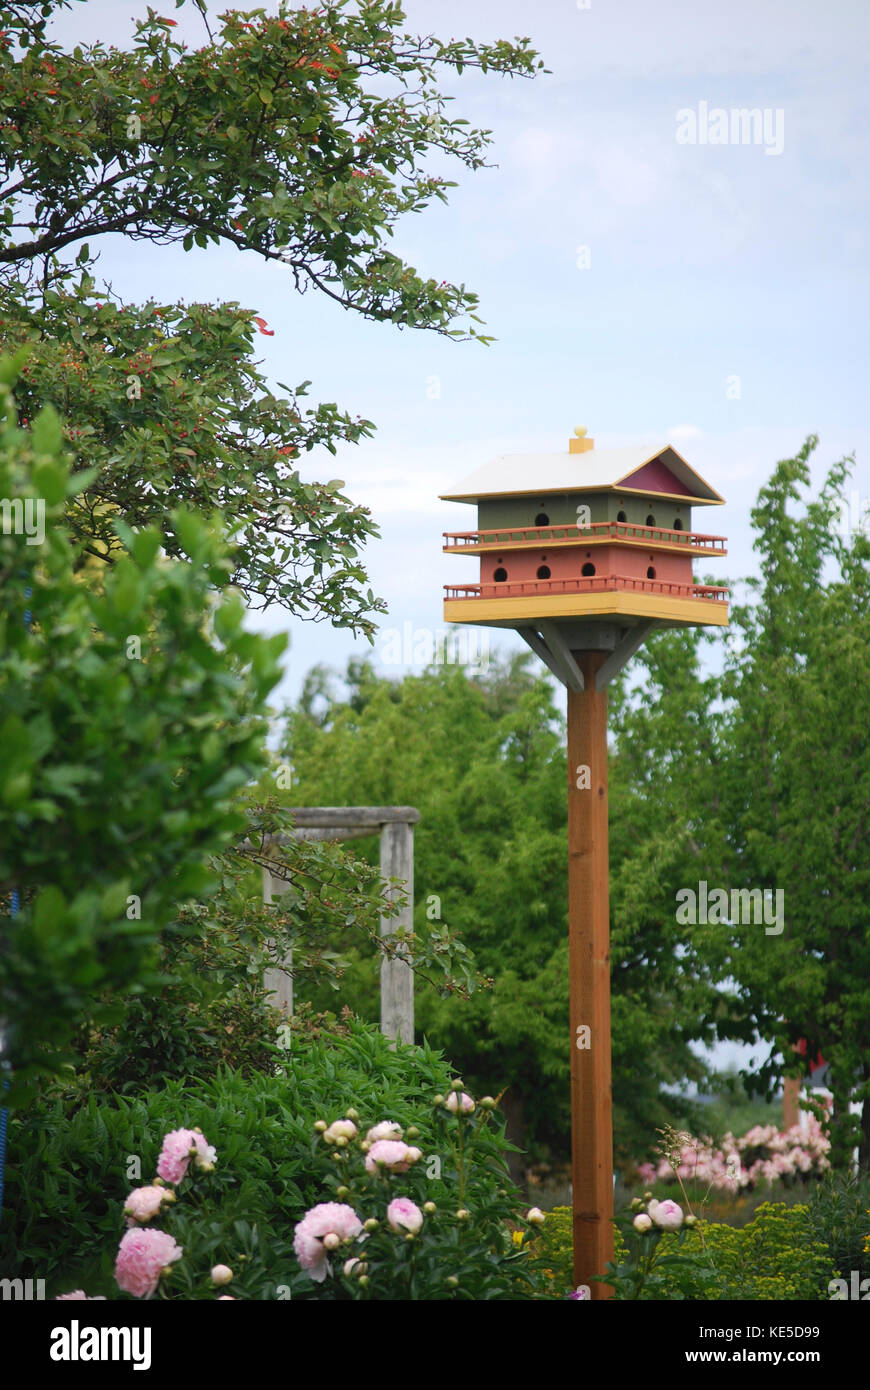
[567,650,614,1297]
[783,1076,800,1131]
[262,866,293,1014]
[379,820,415,1044]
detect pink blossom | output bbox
[365,1121,403,1143]
[387,1198,424,1234]
[56,1291,106,1300]
[156,1128,216,1184]
[293,1203,363,1284]
[115,1228,183,1298]
[364,1139,421,1174]
[123,1185,176,1225]
[445,1091,475,1114]
[324,1119,357,1143]
[648,1198,683,1231]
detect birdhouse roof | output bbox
[440,445,724,506]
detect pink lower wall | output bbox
[480,545,694,586]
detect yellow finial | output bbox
[569,426,594,454]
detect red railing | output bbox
[443,520,726,552]
[444,574,730,602]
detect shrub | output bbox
[1,1020,549,1299]
[0,360,285,1101]
[805,1168,870,1287]
[636,1118,830,1192]
[537,1201,836,1300]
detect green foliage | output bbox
[539,1202,836,1301]
[0,0,544,635]
[0,362,285,1100]
[805,1168,870,1285]
[716,441,870,1165]
[5,275,383,633]
[77,788,484,1094]
[1,0,542,329]
[1,1020,548,1300]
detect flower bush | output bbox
[636,1117,830,1192]
[2,1020,552,1299]
[290,1084,548,1299]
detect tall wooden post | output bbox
[567,650,614,1297]
[783,1075,800,1131]
[379,819,415,1044]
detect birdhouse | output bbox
[441,428,728,689]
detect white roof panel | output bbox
[440,445,723,505]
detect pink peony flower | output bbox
[648,1198,683,1231]
[387,1198,424,1234]
[633,1213,653,1232]
[210,1264,233,1286]
[324,1119,357,1143]
[365,1121,403,1143]
[56,1291,106,1300]
[364,1139,421,1174]
[293,1203,363,1284]
[569,1284,591,1300]
[124,1185,176,1225]
[115,1228,183,1298]
[445,1091,475,1114]
[156,1128,216,1184]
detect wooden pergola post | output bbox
[379,819,415,1045]
[567,650,614,1297]
[257,808,419,1044]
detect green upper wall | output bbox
[475,494,693,532]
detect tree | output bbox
[0,358,286,1102]
[1,0,545,635]
[715,439,870,1167]
[602,439,870,1169]
[277,654,723,1167]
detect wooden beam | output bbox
[517,625,583,691]
[282,807,421,828]
[567,651,614,1298]
[539,622,587,692]
[594,622,656,690]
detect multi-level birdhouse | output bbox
[441,428,728,688]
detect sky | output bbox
[40,0,870,1072]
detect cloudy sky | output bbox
[47,0,869,724]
